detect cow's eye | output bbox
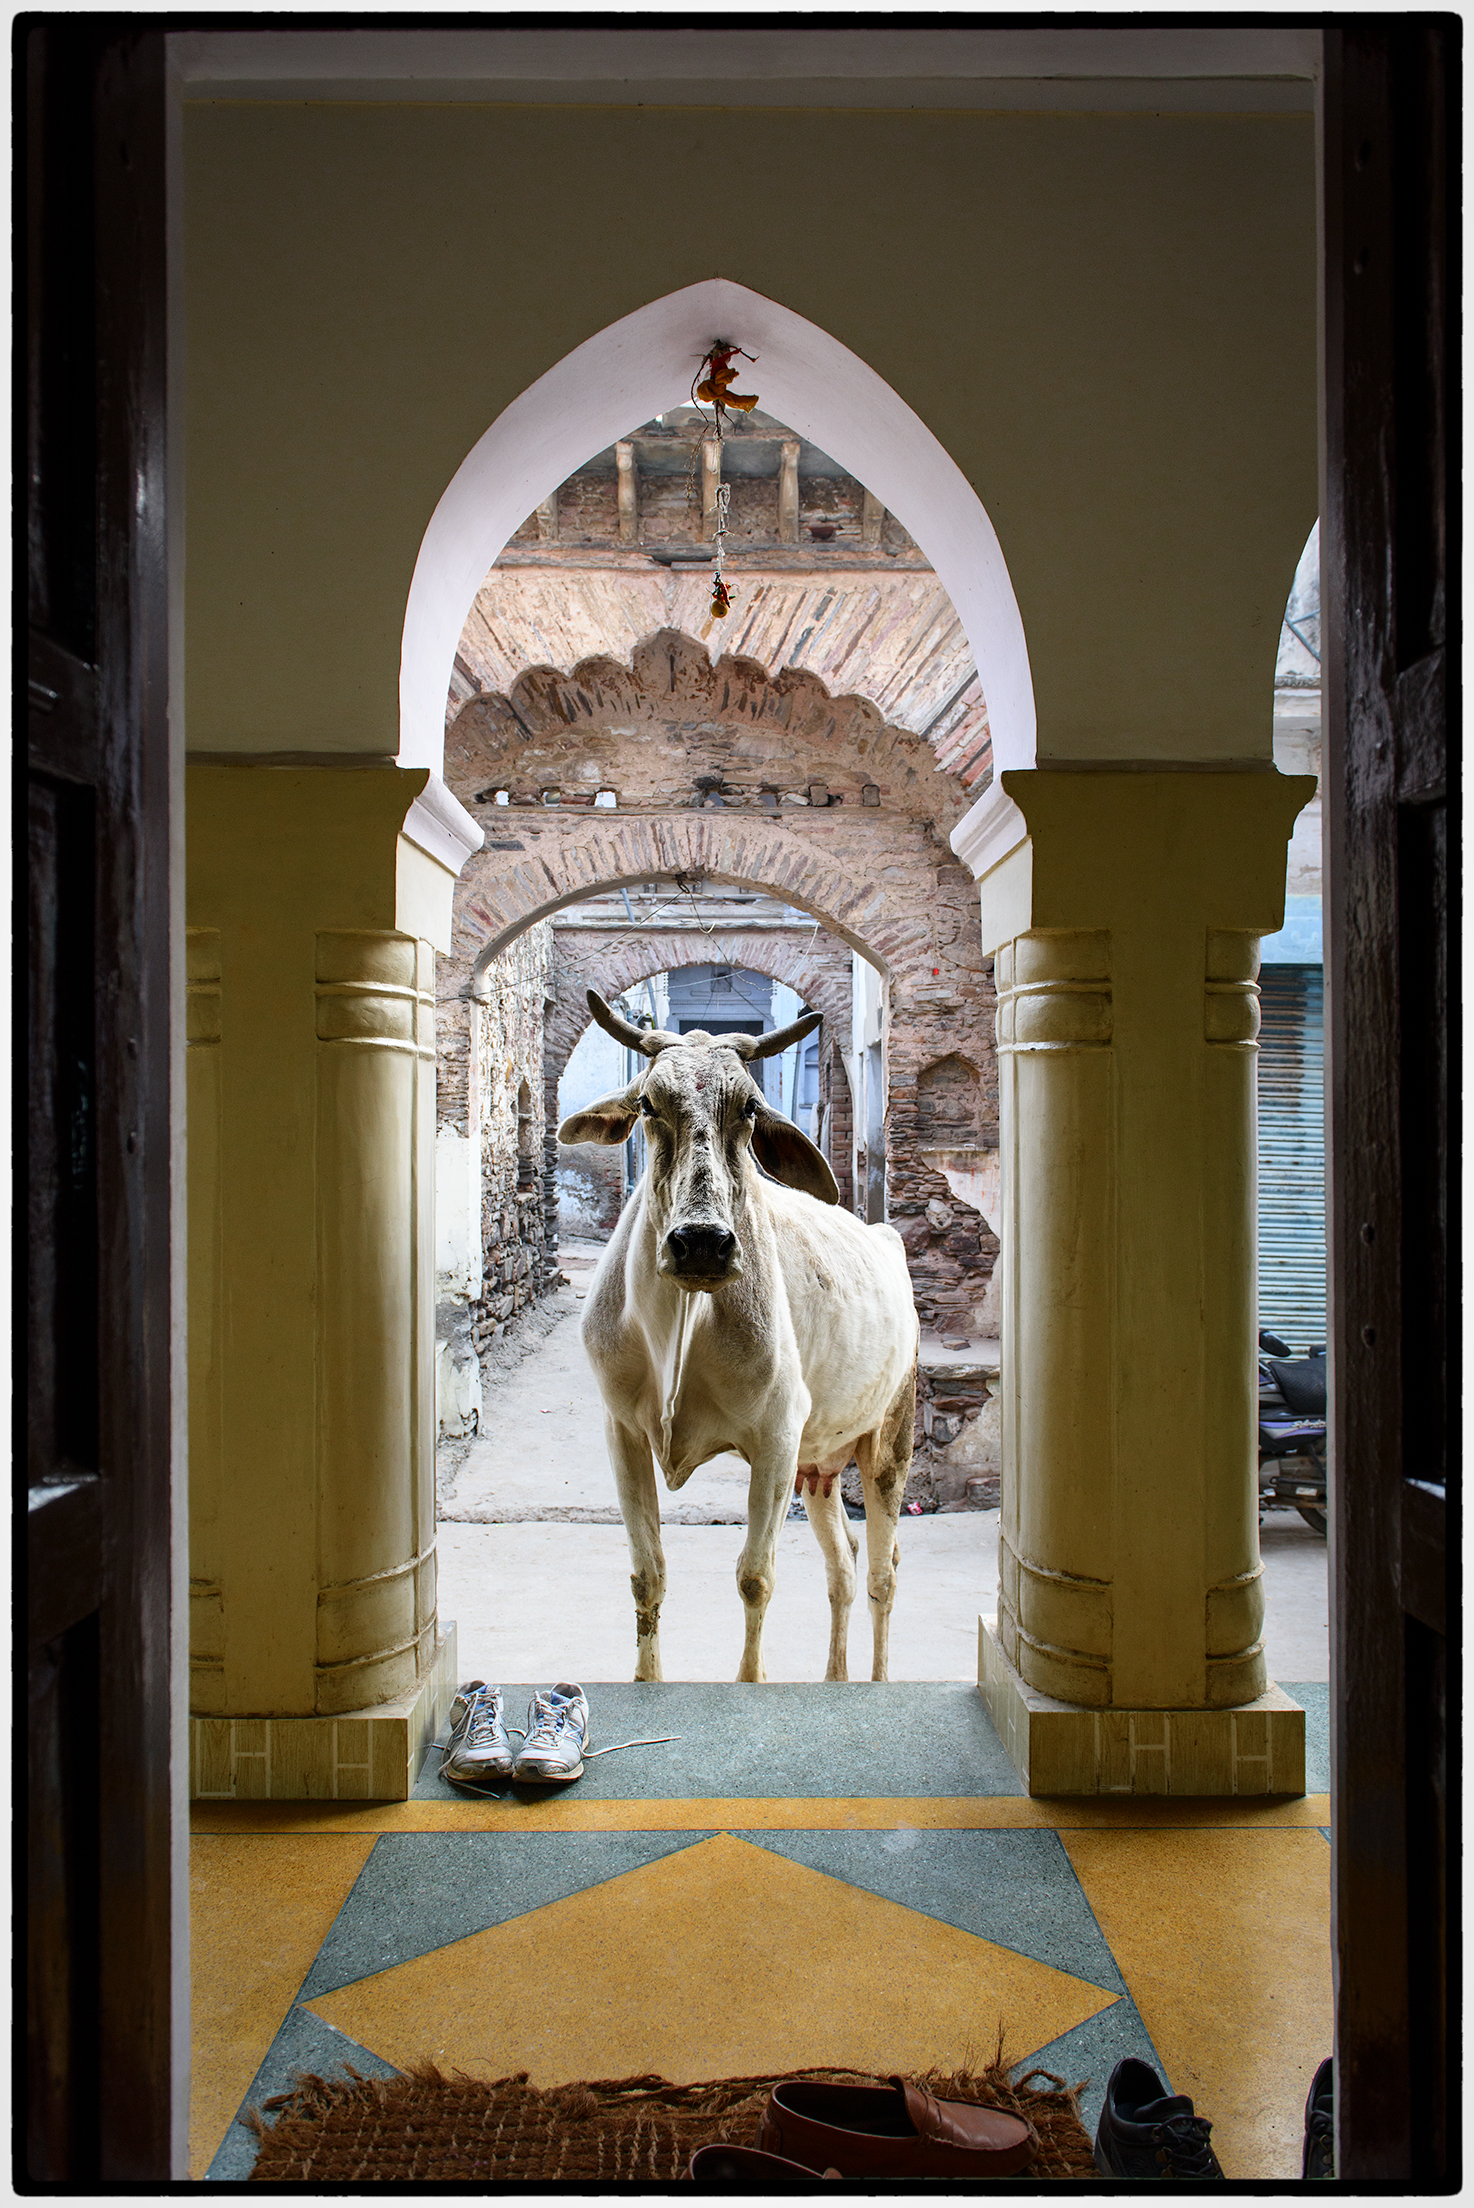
[742,1096,759,1120]
[638,1095,655,1117]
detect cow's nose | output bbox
[666,1225,737,1272]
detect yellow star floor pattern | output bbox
[191,1681,1332,2183]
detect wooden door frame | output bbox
[1323,21,1457,2185]
[23,21,178,2183]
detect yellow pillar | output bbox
[186,765,478,1798]
[959,769,1317,1796]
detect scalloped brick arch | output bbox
[402,279,1035,777]
[452,627,955,812]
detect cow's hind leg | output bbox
[855,1363,916,1681]
[799,1471,859,1681]
[606,1416,667,1682]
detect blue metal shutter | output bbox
[1256,964,1327,1352]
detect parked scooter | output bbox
[1258,1329,1327,1536]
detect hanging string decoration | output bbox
[690,341,759,623]
[711,483,732,619]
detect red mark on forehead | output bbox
[694,1078,706,1092]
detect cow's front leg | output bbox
[736,1448,797,1683]
[606,1416,666,1682]
[797,1468,858,1681]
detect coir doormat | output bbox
[247,2055,1096,2182]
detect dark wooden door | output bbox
[24,23,175,2182]
[1323,23,1456,2184]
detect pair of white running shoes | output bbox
[441,1681,590,1790]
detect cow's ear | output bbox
[558,1079,643,1148]
[750,1105,841,1204]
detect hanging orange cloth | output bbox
[694,343,759,424]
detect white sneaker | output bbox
[512,1683,590,1783]
[442,1680,515,1787]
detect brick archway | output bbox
[449,628,978,1016]
[459,814,908,983]
[446,629,999,1332]
[546,927,854,1085]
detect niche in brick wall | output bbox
[915,1054,986,1147]
[906,1051,998,1341]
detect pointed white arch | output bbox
[399,278,1035,778]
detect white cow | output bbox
[558,991,919,1683]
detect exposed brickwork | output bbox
[890,1016,1002,1339]
[503,434,923,559]
[821,1040,855,1214]
[445,631,997,1322]
[437,923,562,1353]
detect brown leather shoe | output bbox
[758,2077,1036,2179]
[689,2143,842,2184]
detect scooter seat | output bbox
[1264,1355,1327,1416]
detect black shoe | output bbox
[1302,2058,1334,2179]
[1094,2058,1225,2181]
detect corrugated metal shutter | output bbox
[1257,964,1327,1352]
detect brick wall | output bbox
[822,1040,855,1213]
[889,1018,1001,1340]
[508,468,920,556]
[437,922,562,1355]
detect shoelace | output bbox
[465,1697,507,1750]
[522,1696,678,1760]
[521,1696,571,1753]
[441,1727,680,1793]
[1152,2116,1218,2177]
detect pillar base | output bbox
[190,1624,458,1802]
[979,1621,1305,1798]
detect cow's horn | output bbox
[730,1009,823,1061]
[586,988,681,1057]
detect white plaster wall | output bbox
[435,1125,484,1299]
[851,958,887,1218]
[770,980,805,1120]
[558,1021,627,1119]
[435,1124,485,1439]
[435,1330,483,1440]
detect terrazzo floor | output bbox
[192,1681,1332,2183]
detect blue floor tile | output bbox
[747,1826,1126,1992]
[1280,1680,1329,1792]
[300,1828,713,1997]
[207,2006,398,2181]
